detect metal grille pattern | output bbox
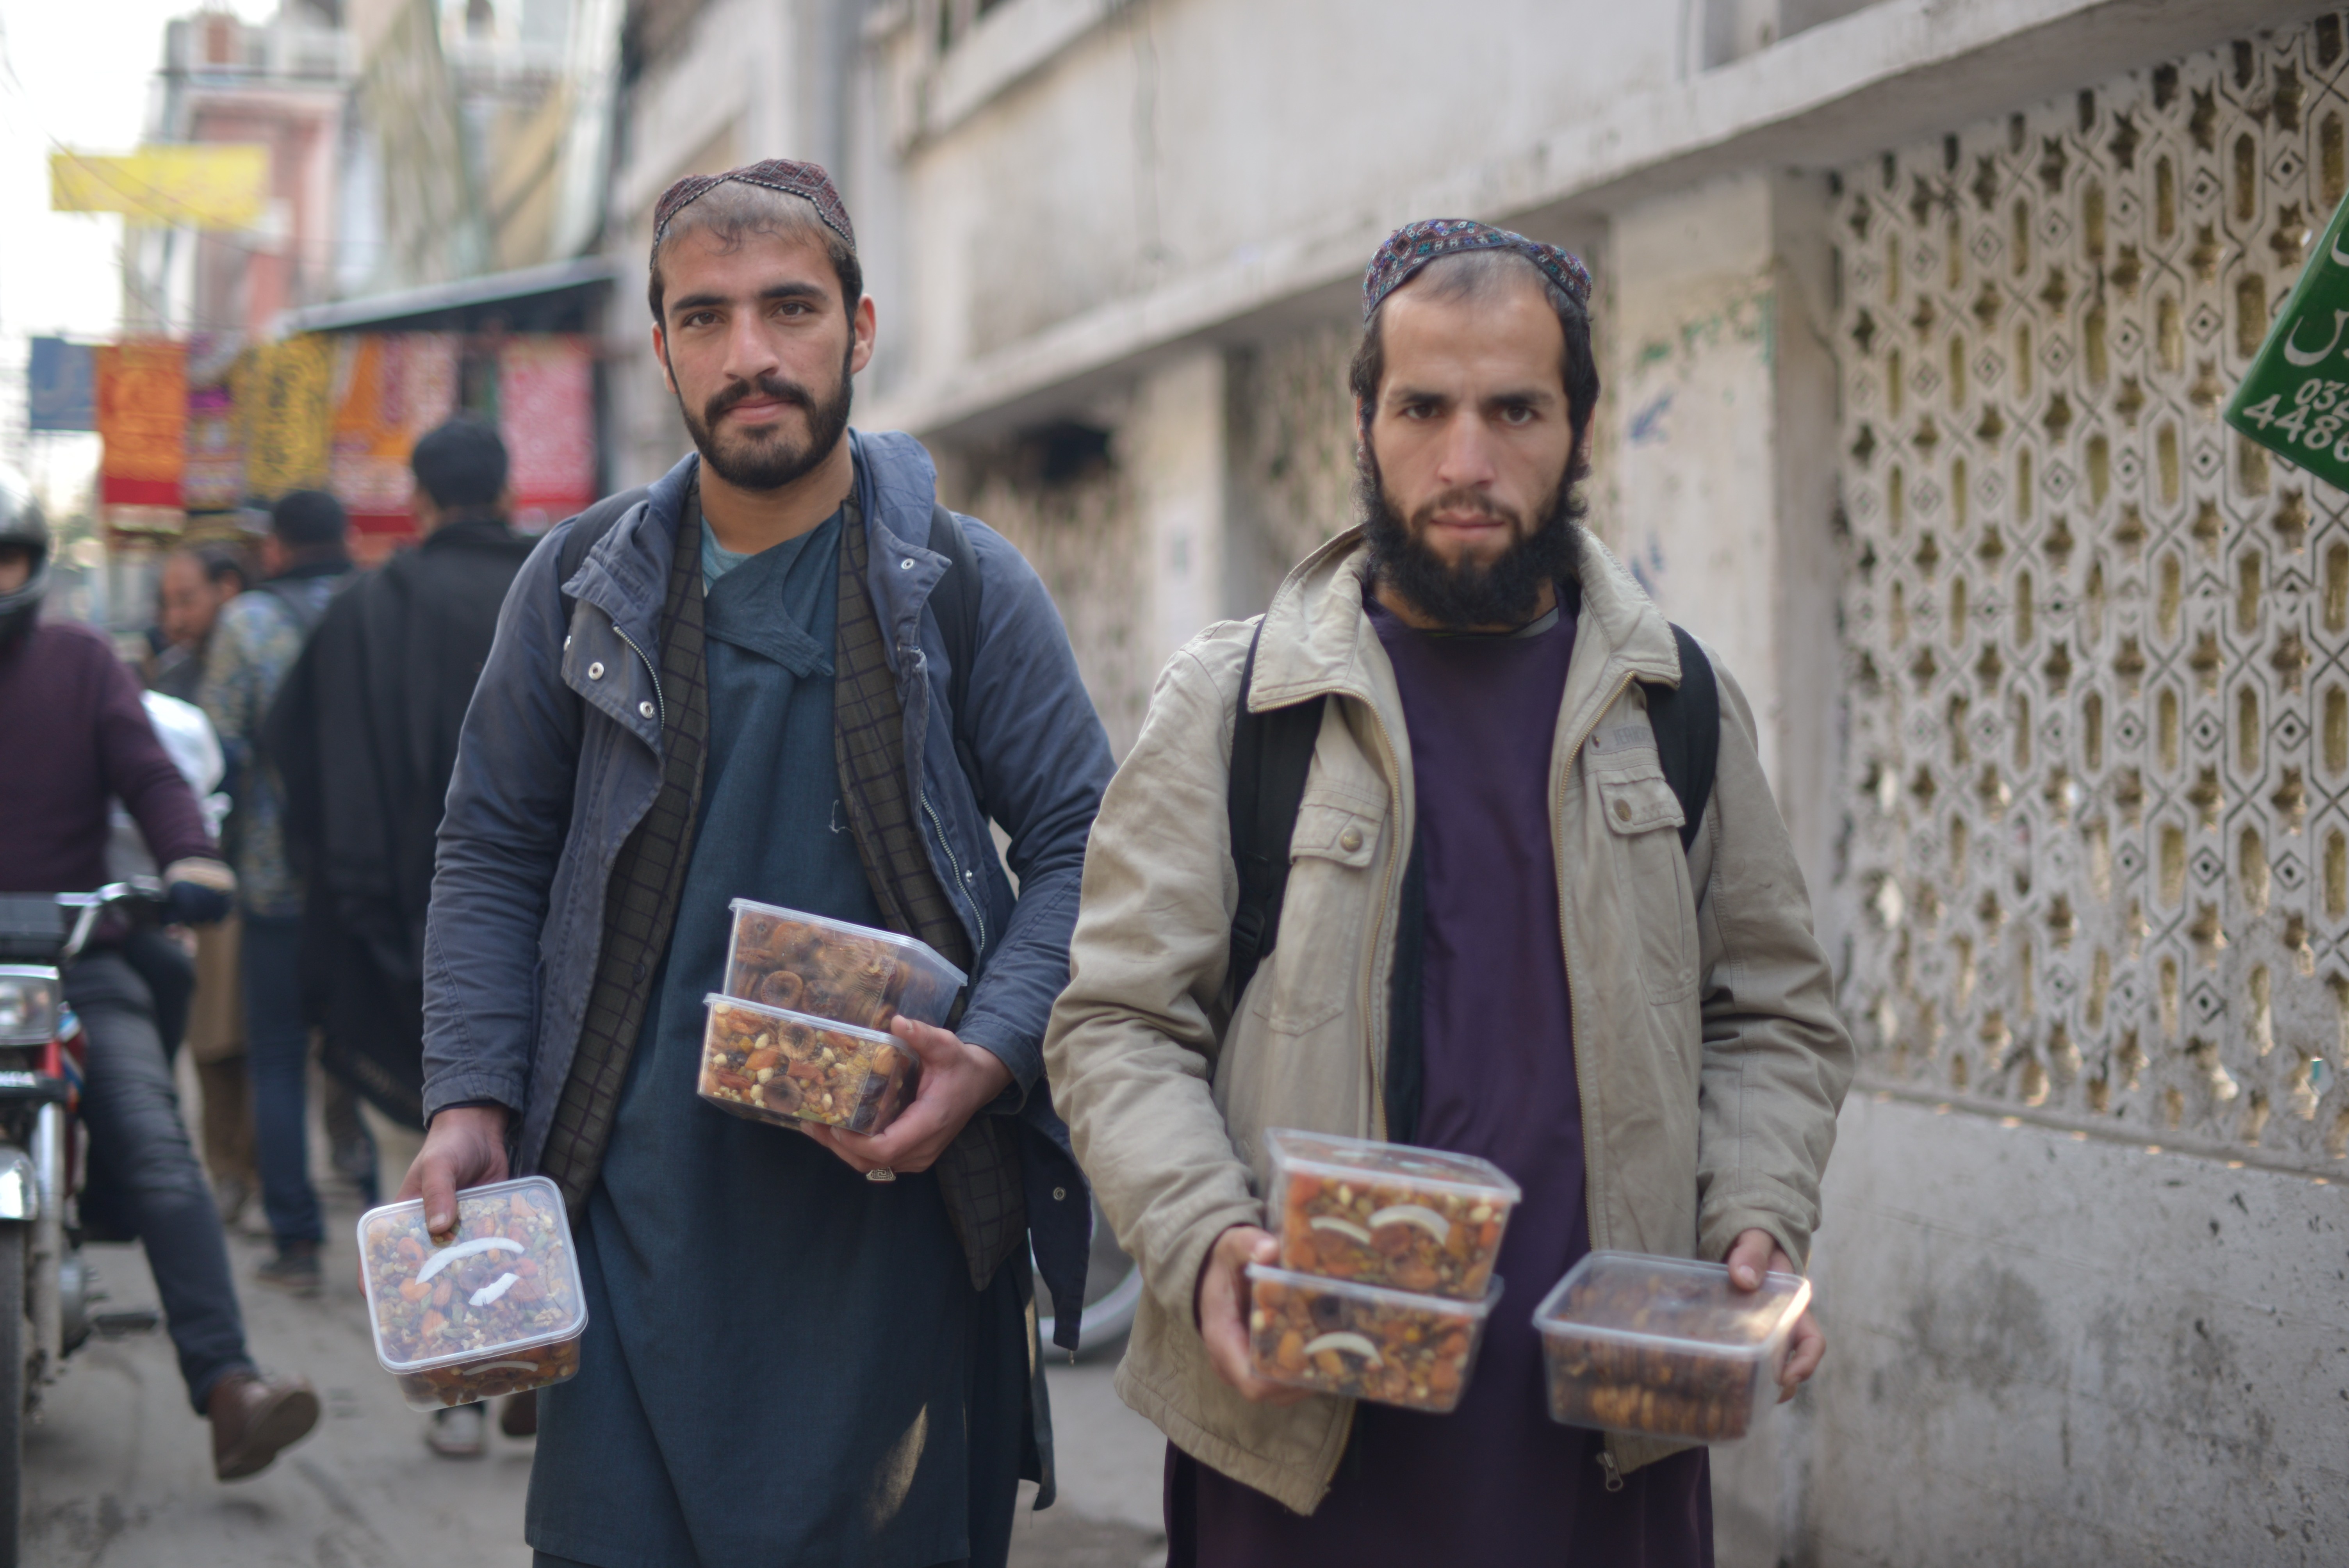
[1838,19,2349,1169]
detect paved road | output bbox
[18,1181,1167,1568]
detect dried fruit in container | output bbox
[1534,1250,1811,1444]
[724,899,964,1032]
[1244,1263,1499,1413]
[700,993,921,1135]
[1264,1127,1521,1300]
[357,1175,587,1412]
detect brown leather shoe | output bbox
[208,1370,321,1481]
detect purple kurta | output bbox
[1170,585,1711,1568]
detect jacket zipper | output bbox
[614,625,665,731]
[1556,669,1636,1240]
[1358,706,1406,1142]
[922,789,987,961]
[1559,668,1639,1495]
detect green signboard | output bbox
[2228,194,2349,494]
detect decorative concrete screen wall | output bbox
[1839,19,2349,1174]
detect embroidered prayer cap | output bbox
[649,159,857,269]
[1362,219,1592,321]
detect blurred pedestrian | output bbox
[0,474,319,1481]
[199,490,353,1297]
[267,416,536,1457]
[150,542,260,1226]
[1043,224,1853,1564]
[151,544,249,702]
[405,161,1114,1566]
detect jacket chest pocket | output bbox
[1595,772,1697,1006]
[1258,796,1383,1036]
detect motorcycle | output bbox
[0,880,164,1561]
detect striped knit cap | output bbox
[1362,219,1591,320]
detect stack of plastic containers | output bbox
[699,899,966,1135]
[1243,1128,1522,1412]
[1533,1251,1811,1442]
[358,1174,588,1409]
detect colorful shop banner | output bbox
[50,144,270,230]
[95,340,186,507]
[184,383,244,511]
[499,335,596,530]
[2228,192,2349,492]
[28,337,95,431]
[235,336,335,499]
[330,333,458,535]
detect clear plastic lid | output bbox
[700,992,921,1134]
[1263,1128,1524,1206]
[1264,1127,1522,1299]
[724,900,966,1031]
[357,1175,586,1376]
[1531,1251,1810,1358]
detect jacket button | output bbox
[639,701,655,719]
[1614,798,1632,822]
[563,634,572,650]
[1052,1187,1067,1201]
[900,557,916,570]
[1338,827,1364,852]
[587,661,604,680]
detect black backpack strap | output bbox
[1225,619,1325,1007]
[1641,624,1720,852]
[554,486,651,616]
[925,501,987,818]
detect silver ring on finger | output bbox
[866,1167,896,1183]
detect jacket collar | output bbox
[566,452,699,647]
[568,431,947,660]
[1251,525,1684,749]
[419,513,519,551]
[849,429,951,667]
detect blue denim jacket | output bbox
[420,431,1115,1343]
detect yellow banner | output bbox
[50,145,269,229]
[235,337,336,499]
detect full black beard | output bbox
[1357,445,1586,629]
[676,342,855,490]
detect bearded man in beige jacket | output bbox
[1043,222,1855,1566]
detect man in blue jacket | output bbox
[403,160,1115,1568]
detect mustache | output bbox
[1407,487,1522,533]
[704,372,816,430]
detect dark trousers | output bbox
[64,951,255,1413]
[241,915,321,1248]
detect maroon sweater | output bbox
[0,620,216,896]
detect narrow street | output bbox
[20,1163,1166,1566]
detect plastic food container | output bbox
[357,1175,586,1412]
[1264,1128,1522,1300]
[724,899,965,1032]
[700,993,921,1134]
[1534,1251,1812,1443]
[1244,1263,1500,1413]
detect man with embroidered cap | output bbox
[405,160,1114,1566]
[1044,221,1854,1563]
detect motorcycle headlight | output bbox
[0,969,60,1046]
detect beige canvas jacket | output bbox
[1042,527,1853,1515]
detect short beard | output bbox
[674,342,855,490]
[1358,444,1586,629]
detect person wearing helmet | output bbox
[0,475,321,1482]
